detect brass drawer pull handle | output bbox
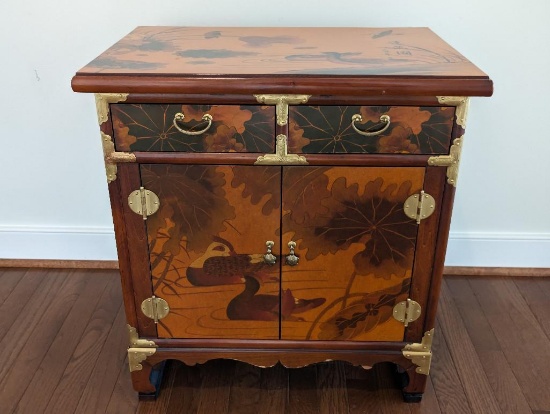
[264,241,277,265]
[173,112,213,135]
[351,114,391,137]
[286,241,299,266]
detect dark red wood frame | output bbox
[102,93,464,400]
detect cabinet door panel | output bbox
[141,164,281,339]
[281,166,424,341]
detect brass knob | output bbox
[286,241,299,266]
[264,241,277,265]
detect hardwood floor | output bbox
[0,269,549,414]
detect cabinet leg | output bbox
[131,360,166,398]
[398,365,427,403]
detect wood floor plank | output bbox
[374,363,411,414]
[0,269,44,342]
[470,277,550,410]
[196,360,234,414]
[438,280,501,414]
[227,362,262,413]
[2,269,547,413]
[316,362,350,414]
[0,270,88,413]
[259,364,288,414]
[446,276,532,414]
[0,269,69,383]
[429,320,471,414]
[14,271,113,414]
[165,362,202,414]
[106,356,139,414]
[138,361,179,414]
[43,275,124,414]
[409,379,442,414]
[346,365,383,414]
[75,304,130,413]
[287,365,320,414]
[514,277,550,341]
[0,268,26,305]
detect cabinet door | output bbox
[141,164,281,339]
[280,166,424,341]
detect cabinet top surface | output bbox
[72,27,492,96]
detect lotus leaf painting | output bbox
[142,164,424,341]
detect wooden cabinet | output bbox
[72,27,492,402]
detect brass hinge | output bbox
[393,298,421,327]
[428,137,463,187]
[141,296,169,323]
[255,134,308,165]
[254,94,311,126]
[128,187,160,220]
[402,329,434,375]
[403,190,435,224]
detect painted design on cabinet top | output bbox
[77,27,487,77]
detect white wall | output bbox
[1,0,549,266]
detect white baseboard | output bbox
[0,225,117,261]
[445,232,550,267]
[0,226,549,268]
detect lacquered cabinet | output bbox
[72,26,492,402]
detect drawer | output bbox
[289,105,455,154]
[111,104,275,153]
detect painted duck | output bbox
[186,237,276,287]
[227,275,326,321]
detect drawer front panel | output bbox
[112,104,275,153]
[141,164,281,339]
[280,166,425,341]
[289,106,455,154]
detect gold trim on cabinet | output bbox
[101,132,136,184]
[392,298,421,327]
[403,190,436,224]
[436,96,470,128]
[254,94,310,126]
[402,329,434,375]
[255,134,308,165]
[427,136,463,187]
[128,188,160,220]
[127,324,157,348]
[94,93,129,125]
[128,347,156,372]
[141,296,170,322]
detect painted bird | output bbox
[227,274,326,322]
[186,237,276,287]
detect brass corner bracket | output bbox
[255,134,308,165]
[427,136,463,187]
[127,324,157,373]
[95,93,129,125]
[436,96,470,128]
[128,347,157,372]
[402,328,434,375]
[101,132,136,183]
[127,324,157,348]
[254,94,310,126]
